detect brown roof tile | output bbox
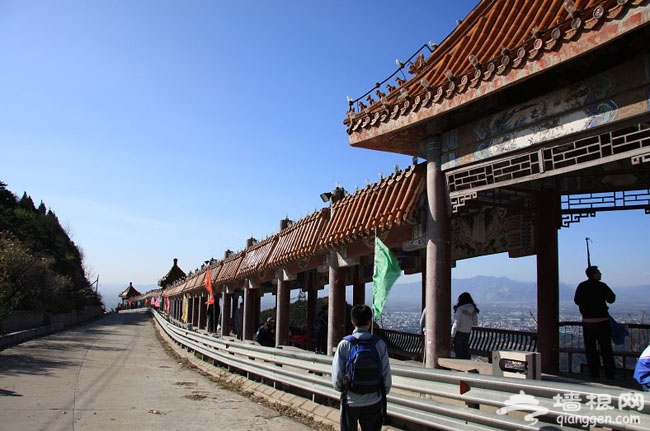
[267,209,329,267]
[319,163,426,249]
[215,253,244,285]
[181,272,202,294]
[118,283,141,299]
[157,258,186,288]
[237,237,277,279]
[142,289,162,299]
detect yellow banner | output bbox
[182,295,189,323]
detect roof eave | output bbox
[348,5,650,156]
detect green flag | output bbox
[372,237,401,320]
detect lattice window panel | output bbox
[560,189,650,227]
[448,123,650,212]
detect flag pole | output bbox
[585,237,592,267]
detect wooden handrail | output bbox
[375,327,423,361]
[558,321,650,374]
[469,327,537,360]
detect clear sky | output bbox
[1,1,648,309]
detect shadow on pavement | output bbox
[0,388,22,397]
[0,310,153,377]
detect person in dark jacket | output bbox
[255,317,276,347]
[574,265,616,379]
[206,303,214,333]
[313,308,328,354]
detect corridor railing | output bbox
[375,323,648,373]
[559,321,650,374]
[152,310,649,431]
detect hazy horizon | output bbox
[104,274,649,318]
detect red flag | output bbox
[205,268,214,304]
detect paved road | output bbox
[0,311,318,431]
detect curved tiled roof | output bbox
[186,271,203,291]
[118,283,141,299]
[320,163,426,248]
[158,258,186,288]
[214,253,244,285]
[164,280,185,296]
[132,289,162,301]
[236,236,277,279]
[266,208,329,267]
[161,163,425,297]
[344,0,650,152]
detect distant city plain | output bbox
[378,276,650,333]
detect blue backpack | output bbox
[343,334,383,394]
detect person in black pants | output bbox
[332,305,392,431]
[574,265,616,379]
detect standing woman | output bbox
[451,292,479,359]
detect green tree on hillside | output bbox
[0,181,101,332]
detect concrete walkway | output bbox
[0,311,330,431]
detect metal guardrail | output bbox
[153,310,650,431]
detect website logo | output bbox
[496,391,549,425]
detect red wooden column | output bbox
[424,135,452,368]
[277,277,290,346]
[221,290,231,337]
[186,296,192,325]
[243,283,256,341]
[352,266,365,306]
[536,190,560,374]
[327,252,347,355]
[199,293,206,330]
[231,292,239,336]
[306,274,317,351]
[192,295,198,327]
[253,288,262,332]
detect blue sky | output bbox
[1,1,648,309]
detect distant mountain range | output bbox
[382,276,649,311]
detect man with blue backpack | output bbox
[332,304,392,431]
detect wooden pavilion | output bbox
[344,0,650,372]
[118,282,141,307]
